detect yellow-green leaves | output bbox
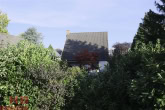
[0,10,9,34]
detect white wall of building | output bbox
[99,61,108,71]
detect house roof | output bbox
[0,33,23,48]
[54,50,61,57]
[62,31,109,61]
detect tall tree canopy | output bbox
[0,10,9,34]
[131,0,165,49]
[48,44,54,50]
[112,42,131,56]
[21,27,43,44]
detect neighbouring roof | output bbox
[54,50,61,57]
[0,33,23,48]
[62,32,109,61]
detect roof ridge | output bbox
[0,33,17,37]
[70,32,108,34]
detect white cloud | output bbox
[0,0,116,28]
[8,11,88,28]
[0,0,156,29]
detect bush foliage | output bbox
[1,0,165,109]
[0,40,165,110]
[0,41,87,110]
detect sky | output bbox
[0,0,158,49]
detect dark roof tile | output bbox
[62,32,109,61]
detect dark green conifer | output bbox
[132,1,165,49]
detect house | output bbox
[109,48,115,56]
[62,30,109,71]
[0,33,22,48]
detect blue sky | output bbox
[0,0,158,49]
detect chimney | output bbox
[66,30,70,35]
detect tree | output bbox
[75,49,99,70]
[129,41,165,109]
[48,44,54,50]
[0,10,9,33]
[0,41,86,110]
[155,0,165,13]
[112,42,131,56]
[21,27,43,44]
[131,1,165,49]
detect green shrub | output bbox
[0,41,86,110]
[95,40,165,110]
[68,40,165,110]
[129,41,165,109]
[1,40,165,110]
